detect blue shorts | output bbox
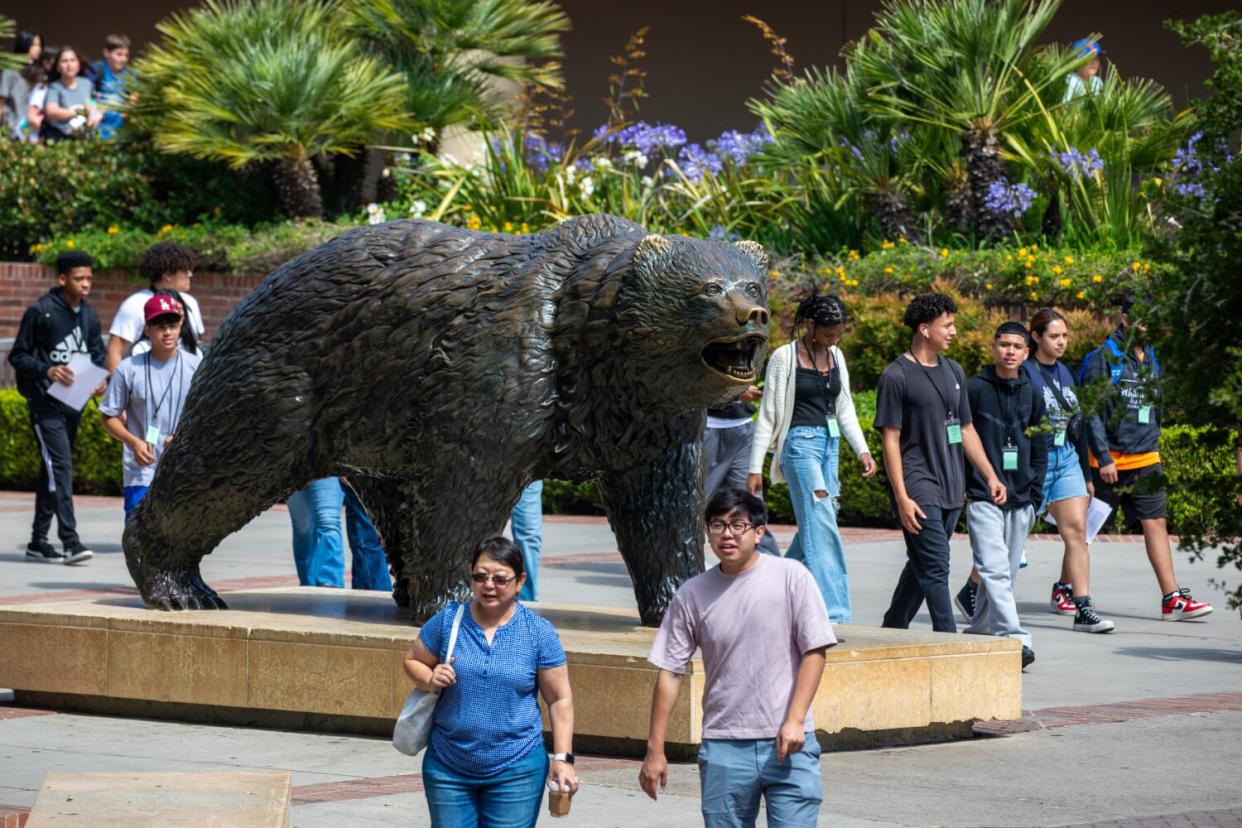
[698,736,823,827]
[1040,443,1087,511]
[123,485,150,520]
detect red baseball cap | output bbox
[144,294,184,322]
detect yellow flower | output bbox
[1059,277,1071,288]
[883,266,895,275]
[503,221,514,233]
[1052,265,1063,275]
[1131,261,1141,272]
[1153,177,1163,187]
[1064,256,1074,265]
[1005,254,1013,262]
[835,266,846,278]
[465,213,482,230]
[1142,264,1151,274]
[462,204,473,212]
[520,223,530,234]
[1025,258,1035,269]
[848,249,860,261]
[881,240,894,250]
[940,248,949,258]
[1017,247,1028,257]
[850,279,860,287]
[66,239,75,248]
[1030,291,1039,301]
[1092,274,1103,283]
[898,236,909,245]
[1076,290,1086,299]
[769,269,781,278]
[1030,243,1039,251]
[107,226,119,235]
[213,206,222,217]
[985,282,993,290]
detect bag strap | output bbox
[444,602,467,662]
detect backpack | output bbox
[1077,338,1160,386]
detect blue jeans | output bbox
[343,485,392,591]
[288,478,346,588]
[422,742,548,828]
[123,485,149,521]
[780,425,851,622]
[512,481,543,602]
[698,736,823,827]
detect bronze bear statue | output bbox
[122,214,770,625]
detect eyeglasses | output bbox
[706,520,755,535]
[471,572,516,586]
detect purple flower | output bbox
[710,126,772,166]
[708,225,740,241]
[678,143,723,180]
[595,121,688,155]
[1052,147,1103,179]
[984,179,1036,217]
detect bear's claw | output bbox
[145,569,228,611]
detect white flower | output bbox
[623,150,648,169]
[640,175,654,188]
[592,156,613,170]
[580,176,595,197]
[439,152,461,167]
[565,165,577,184]
[412,126,437,145]
[409,199,428,218]
[366,204,387,225]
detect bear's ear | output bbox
[632,234,675,280]
[733,239,768,273]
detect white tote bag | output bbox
[392,602,467,756]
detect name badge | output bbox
[1002,446,1019,471]
[1054,429,1067,447]
[145,425,161,445]
[945,418,962,445]
[827,417,840,438]
[1138,405,1152,424]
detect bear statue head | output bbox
[616,233,771,413]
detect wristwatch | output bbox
[550,752,575,765]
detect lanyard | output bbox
[906,353,956,419]
[145,350,184,435]
[800,340,837,414]
[991,380,1020,447]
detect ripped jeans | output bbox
[781,425,851,622]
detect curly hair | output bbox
[901,293,957,330]
[137,242,197,286]
[793,293,847,337]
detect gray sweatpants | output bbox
[964,501,1034,648]
[703,422,781,556]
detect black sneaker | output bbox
[954,580,978,622]
[62,543,94,565]
[1073,598,1116,633]
[26,541,65,563]
[1021,646,1035,669]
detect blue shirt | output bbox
[419,601,567,777]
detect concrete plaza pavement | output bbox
[1,491,1240,826]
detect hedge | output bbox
[4,389,1234,536]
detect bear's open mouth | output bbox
[701,335,766,383]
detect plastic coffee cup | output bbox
[547,780,575,817]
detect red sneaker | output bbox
[1050,582,1076,615]
[1161,588,1213,621]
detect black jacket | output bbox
[966,365,1048,509]
[8,287,106,416]
[1080,326,1161,461]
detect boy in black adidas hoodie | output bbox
[960,322,1047,668]
[8,251,107,564]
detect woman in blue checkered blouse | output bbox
[404,536,579,826]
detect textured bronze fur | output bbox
[122,215,770,625]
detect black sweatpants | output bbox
[29,407,81,546]
[881,504,961,633]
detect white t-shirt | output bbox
[109,289,205,358]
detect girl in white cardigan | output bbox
[747,295,876,622]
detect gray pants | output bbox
[703,422,781,556]
[964,501,1033,648]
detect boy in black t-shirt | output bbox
[875,294,1007,632]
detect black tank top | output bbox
[790,365,840,427]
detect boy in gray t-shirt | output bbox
[100,294,201,519]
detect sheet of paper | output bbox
[1042,496,1114,544]
[46,353,108,412]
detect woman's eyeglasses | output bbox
[471,572,515,586]
[706,520,755,535]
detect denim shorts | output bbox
[1041,443,1087,511]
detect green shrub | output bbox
[0,389,123,495]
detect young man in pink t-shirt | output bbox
[640,489,836,827]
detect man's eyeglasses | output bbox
[471,572,515,586]
[706,520,755,535]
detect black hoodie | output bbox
[8,286,106,416]
[1080,326,1161,461]
[965,365,1048,509]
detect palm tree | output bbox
[853,0,1081,242]
[346,0,570,134]
[132,0,413,219]
[1,17,27,71]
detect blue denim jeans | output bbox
[123,485,149,521]
[512,481,543,602]
[422,741,548,828]
[698,736,823,827]
[780,425,851,622]
[342,485,392,591]
[288,477,346,588]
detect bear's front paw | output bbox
[145,568,228,611]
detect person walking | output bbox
[107,242,205,372]
[1079,293,1212,621]
[288,478,391,591]
[640,489,834,827]
[511,480,545,601]
[8,251,107,565]
[705,387,781,556]
[959,323,1048,669]
[1064,38,1105,102]
[747,294,876,622]
[404,537,578,827]
[876,293,1006,633]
